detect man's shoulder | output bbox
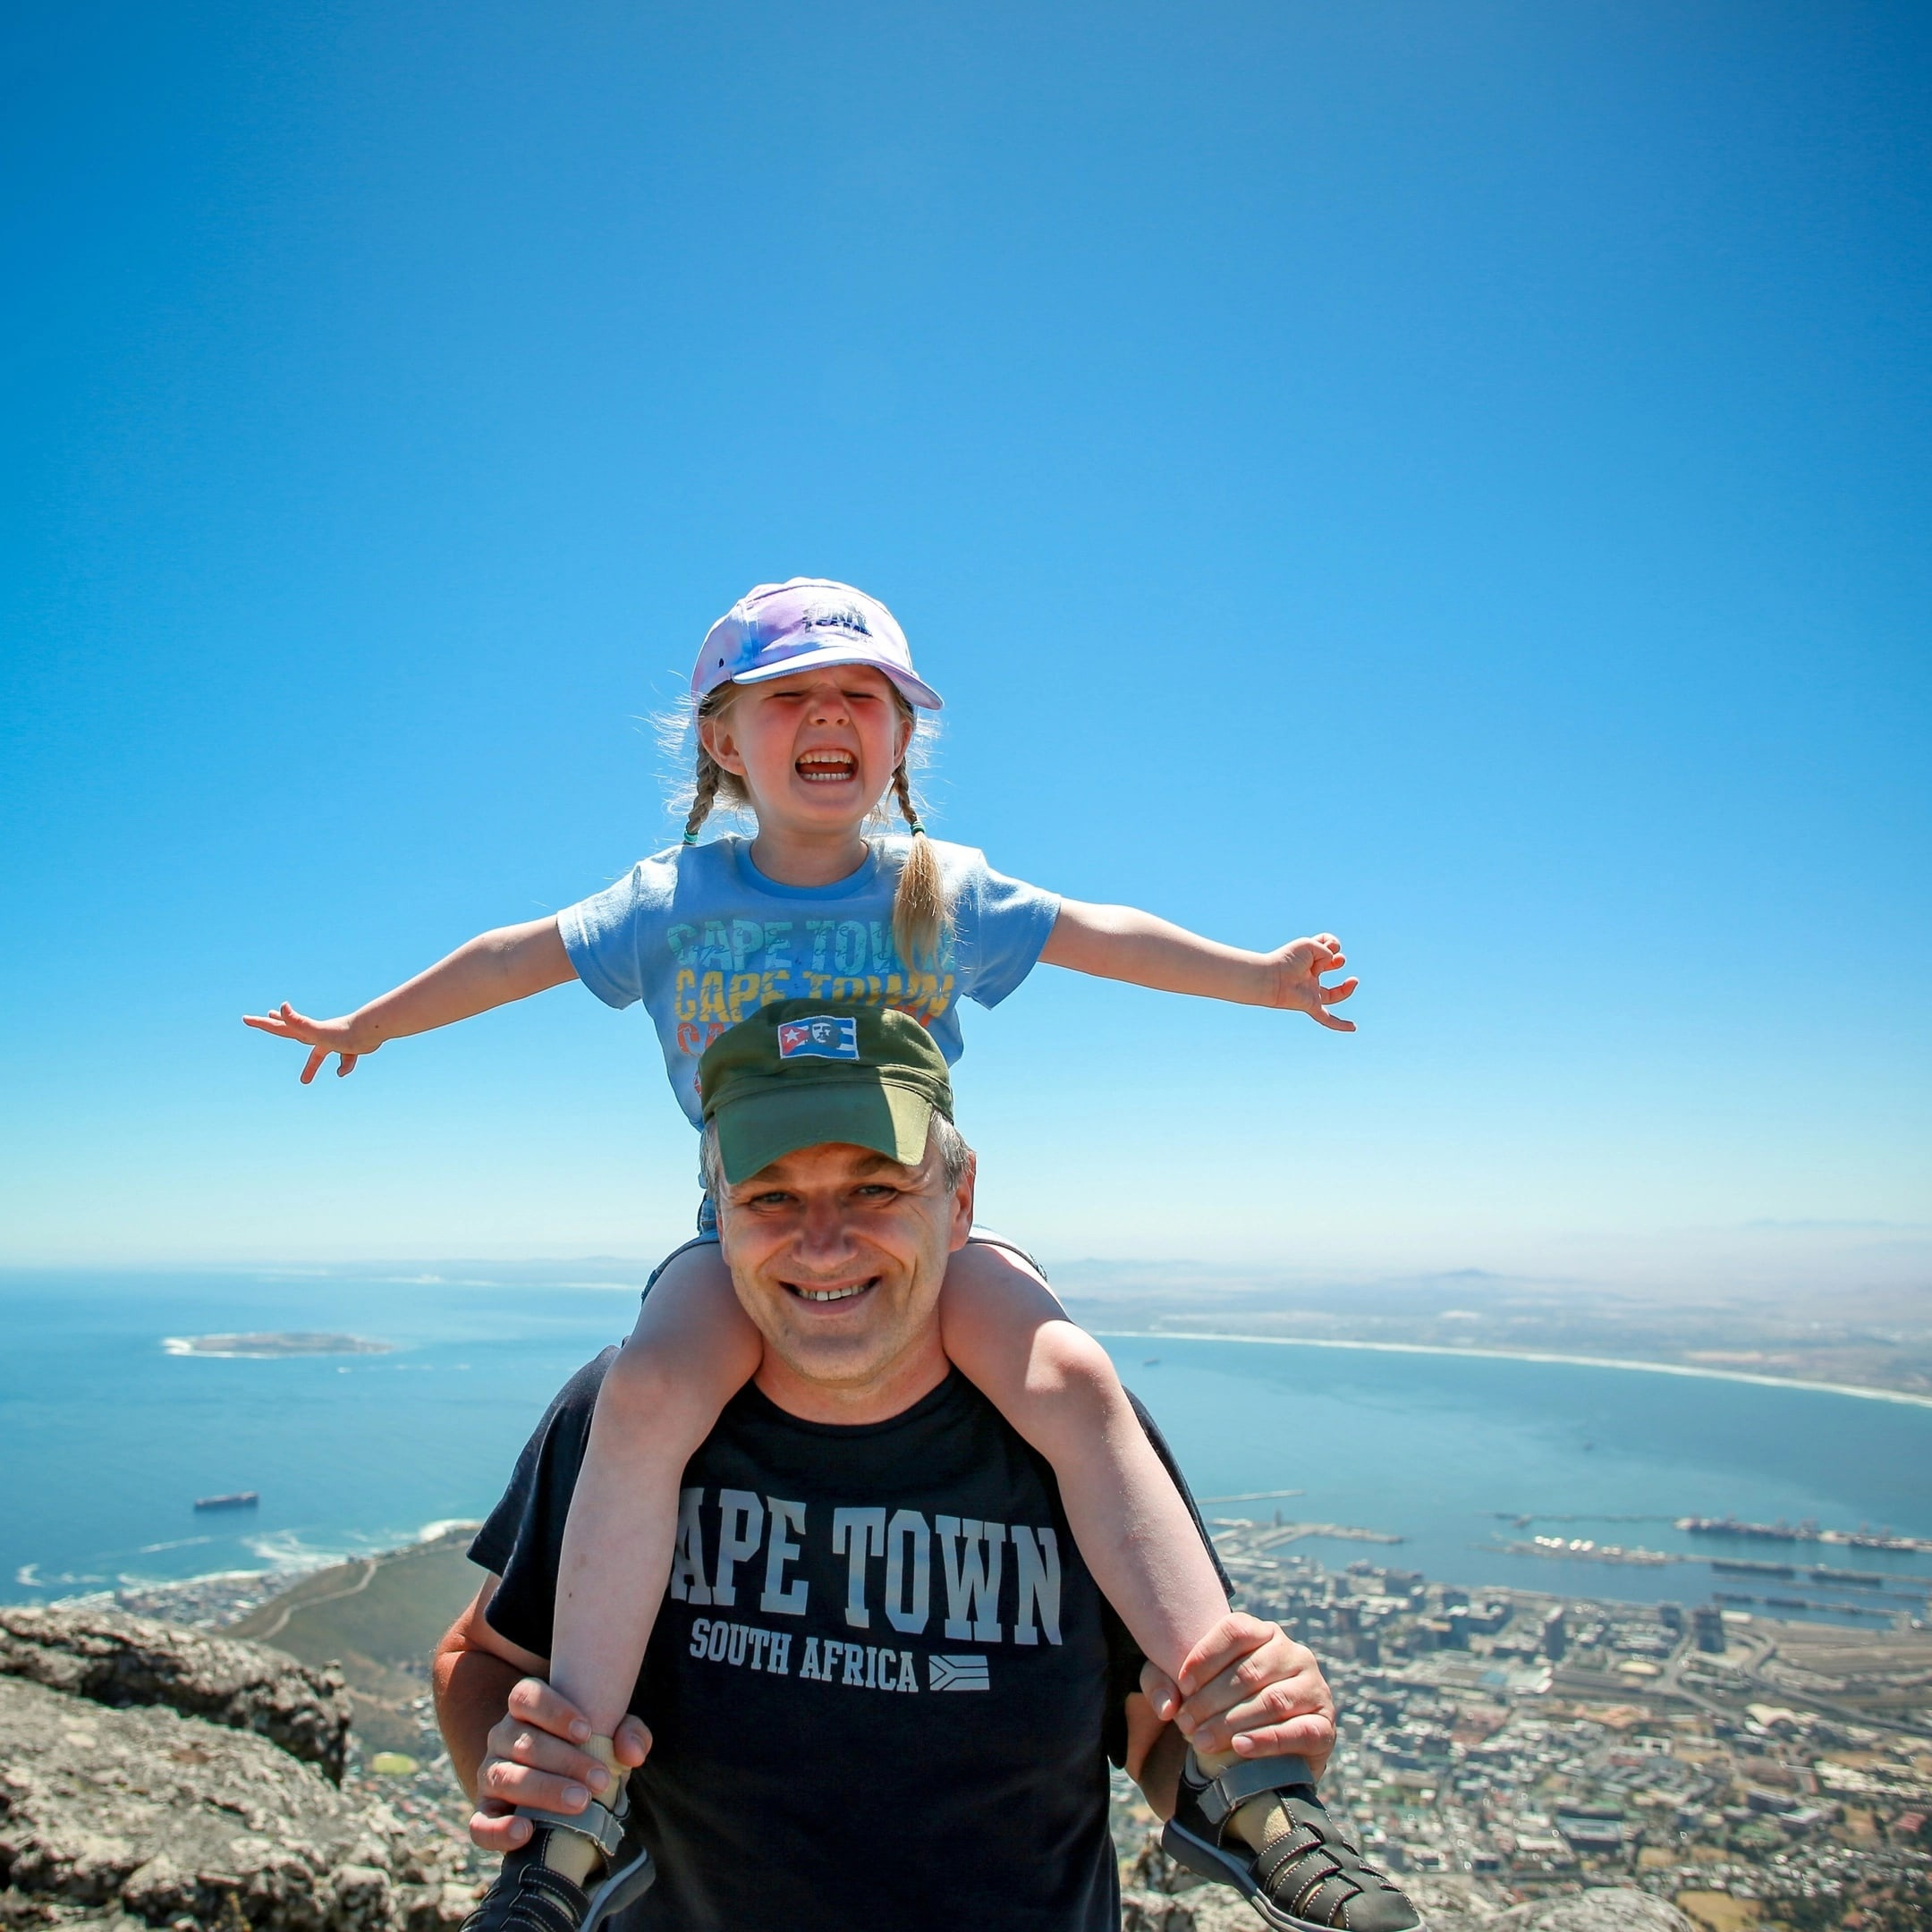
[552,1344,618,1415]
[513,1346,618,1473]
[467,1345,616,1583]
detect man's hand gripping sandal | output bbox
[1163,1751,1424,1932]
[461,1780,656,1932]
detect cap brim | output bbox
[713,1080,936,1185]
[724,642,943,710]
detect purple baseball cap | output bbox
[691,578,944,710]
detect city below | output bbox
[1110,1513,1932,1928]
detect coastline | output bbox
[33,1519,484,1629]
[1095,1328,1932,1411]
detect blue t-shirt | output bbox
[558,835,1062,1128]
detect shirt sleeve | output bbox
[956,851,1062,1009]
[468,1351,614,1657]
[556,857,676,1011]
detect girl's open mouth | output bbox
[795,750,859,784]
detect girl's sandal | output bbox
[1162,1750,1424,1932]
[462,1779,656,1932]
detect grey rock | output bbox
[1121,1890,1199,1931]
[1127,1888,1693,1932]
[0,1675,467,1931]
[0,1892,149,1930]
[1121,1888,1262,1931]
[0,1608,351,1784]
[1122,1828,1191,1895]
[1392,1881,1699,1932]
[1496,1894,1697,1932]
[1123,1827,1689,1932]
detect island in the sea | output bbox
[162,1332,393,1359]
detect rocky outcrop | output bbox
[1487,1896,1697,1932]
[0,1608,351,1784]
[1119,1830,1696,1932]
[1118,1886,1696,1931]
[0,1652,470,1931]
[1120,1887,1249,1930]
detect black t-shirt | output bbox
[472,1355,1223,1932]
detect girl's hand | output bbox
[242,1003,377,1082]
[1264,935,1358,1031]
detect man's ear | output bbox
[946,1152,977,1252]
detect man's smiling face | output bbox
[716,1134,974,1421]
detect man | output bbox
[434,1002,1420,1932]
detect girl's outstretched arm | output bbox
[1038,900,1359,1030]
[242,915,577,1080]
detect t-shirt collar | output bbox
[726,834,886,902]
[732,1365,968,1438]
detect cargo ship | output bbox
[192,1491,259,1512]
[1678,1514,1932,1555]
[1677,1515,1819,1543]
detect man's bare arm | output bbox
[433,1578,648,1853]
[434,1578,549,1805]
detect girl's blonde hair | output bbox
[678,682,951,970]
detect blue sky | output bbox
[3,2,1928,1282]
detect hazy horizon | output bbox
[7,1222,1927,1307]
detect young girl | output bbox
[247,579,1377,1932]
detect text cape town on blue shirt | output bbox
[473,1359,1224,1932]
[556,835,1062,1126]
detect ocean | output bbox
[4,1267,1930,1623]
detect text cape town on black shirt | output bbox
[473,1358,1224,1932]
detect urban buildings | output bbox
[1111,1518,1932,1928]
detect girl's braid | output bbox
[890,759,925,835]
[890,754,949,970]
[682,750,725,844]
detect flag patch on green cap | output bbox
[776,1015,859,1060]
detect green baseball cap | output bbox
[699,1000,954,1186]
